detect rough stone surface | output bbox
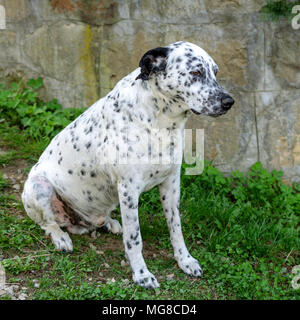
[186,91,258,173]
[23,21,101,107]
[255,90,300,183]
[0,0,299,181]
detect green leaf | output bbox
[26,77,43,90]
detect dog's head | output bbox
[136,41,234,117]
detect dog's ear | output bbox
[136,47,169,81]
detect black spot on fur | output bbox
[126,241,132,250]
[90,171,96,178]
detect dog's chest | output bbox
[141,165,174,192]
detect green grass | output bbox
[1,121,299,300]
[0,79,299,300]
[0,78,85,142]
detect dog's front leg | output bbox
[159,172,203,277]
[118,181,160,289]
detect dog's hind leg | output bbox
[22,175,73,252]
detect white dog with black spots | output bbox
[22,41,234,289]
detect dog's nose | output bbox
[221,95,234,110]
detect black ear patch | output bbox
[136,47,169,81]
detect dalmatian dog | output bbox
[22,41,234,289]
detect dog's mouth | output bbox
[191,109,201,115]
[191,109,226,117]
[208,112,226,118]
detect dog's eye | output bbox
[190,71,202,77]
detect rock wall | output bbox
[0,0,299,182]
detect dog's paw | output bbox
[178,257,203,277]
[133,271,160,289]
[49,231,73,253]
[105,218,122,235]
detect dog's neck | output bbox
[135,78,191,130]
[104,69,192,131]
